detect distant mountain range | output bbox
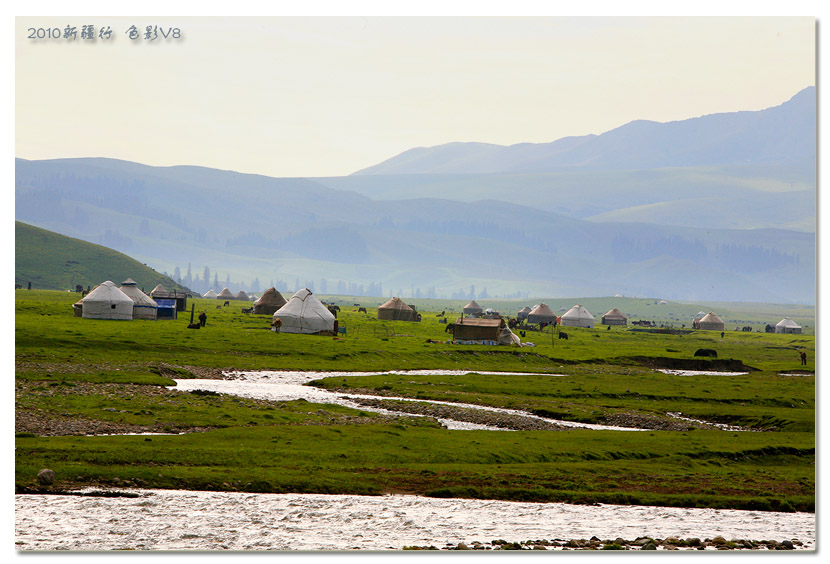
[14,87,815,304]
[352,87,815,175]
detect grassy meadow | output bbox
[15,289,815,512]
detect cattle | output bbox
[271,318,282,333]
[223,300,230,307]
[242,307,253,314]
[694,348,717,358]
[558,332,568,340]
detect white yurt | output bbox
[560,304,595,328]
[202,289,218,299]
[82,281,134,320]
[775,318,802,334]
[272,288,336,334]
[119,278,158,320]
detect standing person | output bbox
[800,350,807,365]
[198,311,207,327]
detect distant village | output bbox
[66,279,804,346]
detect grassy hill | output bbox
[15,221,190,293]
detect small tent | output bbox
[216,288,235,300]
[378,297,418,321]
[119,278,158,320]
[236,290,250,301]
[253,287,288,315]
[601,308,627,326]
[150,283,187,312]
[462,300,484,317]
[775,318,802,334]
[202,289,218,299]
[561,304,595,328]
[696,312,725,331]
[272,288,336,334]
[452,317,521,345]
[527,303,557,325]
[81,281,134,320]
[517,306,532,321]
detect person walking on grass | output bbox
[800,350,807,365]
[198,311,207,327]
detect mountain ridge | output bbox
[351,86,814,175]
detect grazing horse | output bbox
[358,307,367,314]
[223,300,230,307]
[558,332,568,340]
[445,323,456,333]
[271,318,282,333]
[694,348,717,358]
[242,307,253,314]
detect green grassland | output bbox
[15,221,190,294]
[15,290,815,512]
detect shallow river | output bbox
[171,370,642,431]
[15,490,815,551]
[15,370,815,551]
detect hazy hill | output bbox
[15,221,189,294]
[352,87,815,175]
[319,87,814,233]
[15,158,815,304]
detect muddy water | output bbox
[14,490,814,551]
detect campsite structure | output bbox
[235,290,250,301]
[694,312,725,331]
[561,304,596,328]
[517,306,532,322]
[775,318,802,334]
[601,308,627,326]
[450,317,521,345]
[150,284,187,312]
[80,281,134,320]
[272,288,336,334]
[119,278,158,320]
[201,289,218,299]
[253,287,288,315]
[378,297,420,321]
[527,303,557,325]
[216,288,235,301]
[462,300,484,317]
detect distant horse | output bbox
[223,300,230,307]
[558,332,569,340]
[445,323,456,333]
[242,307,253,314]
[358,307,367,314]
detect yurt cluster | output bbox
[73,279,187,321]
[72,279,804,340]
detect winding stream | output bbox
[171,370,643,431]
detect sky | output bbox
[14,14,817,179]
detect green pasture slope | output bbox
[15,221,188,293]
[15,290,815,512]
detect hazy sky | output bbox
[15,16,816,178]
